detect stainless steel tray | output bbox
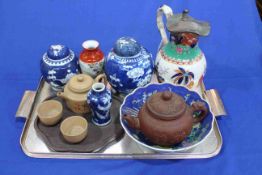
[16,77,226,159]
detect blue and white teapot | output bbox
[104,37,154,94]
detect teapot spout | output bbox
[57,92,67,99]
[123,115,140,130]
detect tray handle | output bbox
[200,82,227,117]
[205,89,227,117]
[16,91,36,119]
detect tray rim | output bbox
[17,77,223,159]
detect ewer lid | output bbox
[167,9,211,36]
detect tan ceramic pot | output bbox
[57,74,106,114]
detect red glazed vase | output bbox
[79,40,105,78]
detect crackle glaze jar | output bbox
[79,40,105,78]
[104,37,154,94]
[40,45,79,91]
[155,5,210,94]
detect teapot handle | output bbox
[157,5,173,46]
[190,102,208,123]
[95,73,108,85]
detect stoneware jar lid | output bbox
[68,74,93,93]
[113,37,141,57]
[167,9,210,36]
[146,91,186,120]
[47,45,70,60]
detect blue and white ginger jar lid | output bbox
[43,45,75,66]
[113,37,141,57]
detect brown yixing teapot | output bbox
[124,91,208,146]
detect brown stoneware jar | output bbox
[124,91,208,146]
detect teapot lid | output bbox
[146,91,186,120]
[68,74,93,93]
[167,9,210,36]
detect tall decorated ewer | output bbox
[155,5,210,95]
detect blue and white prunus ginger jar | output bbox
[104,37,154,94]
[40,45,79,91]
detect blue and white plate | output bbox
[120,83,215,152]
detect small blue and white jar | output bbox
[40,45,79,91]
[104,37,154,94]
[87,83,112,126]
